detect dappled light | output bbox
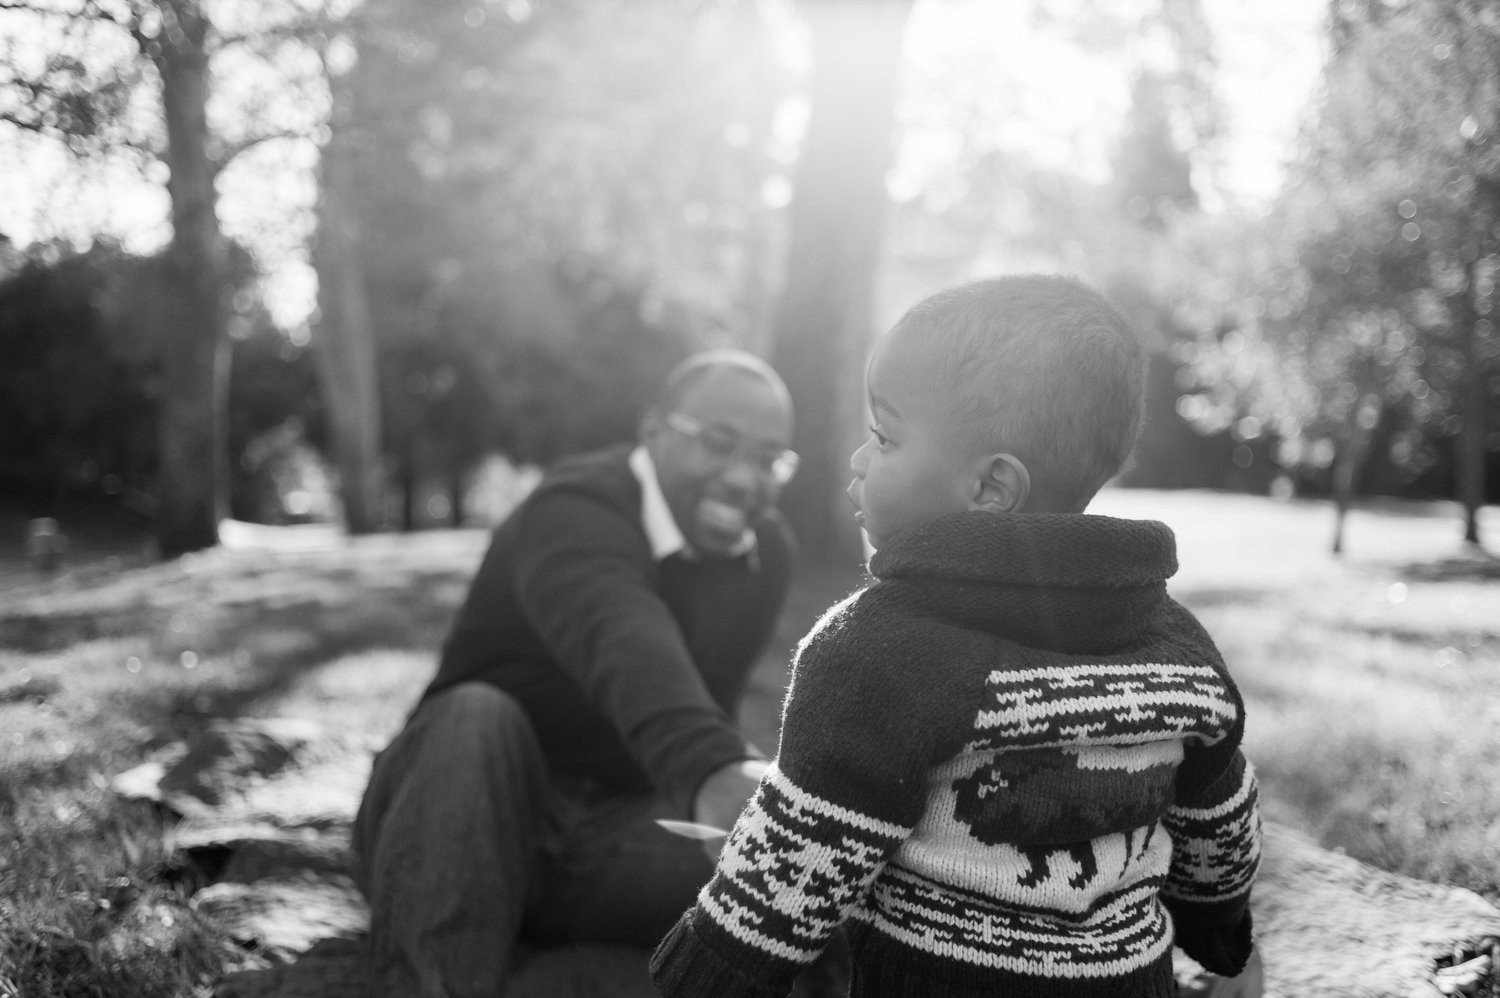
[4,1,1500,995]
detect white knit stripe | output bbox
[856,870,1175,976]
[972,661,1236,748]
[977,687,1234,726]
[1163,762,1260,901]
[698,892,824,963]
[1170,758,1258,820]
[1163,831,1259,901]
[877,864,1164,931]
[764,763,910,839]
[1063,740,1184,773]
[994,661,1217,683]
[698,767,909,964]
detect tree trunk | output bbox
[1459,258,1487,548]
[397,445,416,533]
[770,0,912,566]
[1331,390,1380,556]
[314,122,385,534]
[448,462,466,527]
[151,1,228,558]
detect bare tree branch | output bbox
[0,108,50,134]
[210,128,311,176]
[214,9,338,52]
[0,0,125,26]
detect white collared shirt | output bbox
[629,446,756,561]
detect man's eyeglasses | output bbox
[665,412,800,486]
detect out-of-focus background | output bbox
[1,0,1493,565]
[3,3,1499,997]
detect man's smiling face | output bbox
[644,366,794,557]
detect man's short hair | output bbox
[659,348,791,413]
[892,275,1146,512]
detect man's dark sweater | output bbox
[423,445,795,814]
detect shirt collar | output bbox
[630,446,687,560]
[629,446,757,563]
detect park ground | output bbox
[1,487,1498,996]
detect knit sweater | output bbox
[422,446,795,814]
[651,511,1261,998]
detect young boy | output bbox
[650,275,1263,998]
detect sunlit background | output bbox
[4,9,1500,995]
[2,0,1324,327]
[0,0,1494,562]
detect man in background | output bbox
[352,349,799,997]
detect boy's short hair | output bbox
[892,275,1145,512]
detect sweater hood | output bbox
[867,511,1179,653]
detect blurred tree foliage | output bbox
[771,0,912,565]
[897,0,1496,552]
[9,0,1495,555]
[0,0,331,553]
[886,0,1259,495]
[1148,0,1500,550]
[317,0,795,527]
[0,242,322,528]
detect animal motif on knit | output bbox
[651,512,1261,998]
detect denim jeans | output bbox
[351,682,716,998]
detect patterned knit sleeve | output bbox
[1161,748,1262,976]
[651,591,943,998]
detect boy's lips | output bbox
[845,484,865,525]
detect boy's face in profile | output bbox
[847,329,980,550]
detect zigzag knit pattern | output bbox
[701,766,909,964]
[652,511,1261,998]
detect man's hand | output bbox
[1197,947,1264,998]
[691,758,769,859]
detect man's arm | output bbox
[692,758,768,843]
[512,488,760,812]
[652,597,933,998]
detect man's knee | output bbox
[354,682,545,887]
[407,682,537,758]
[359,683,542,832]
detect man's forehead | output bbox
[677,368,788,416]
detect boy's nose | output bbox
[849,439,872,477]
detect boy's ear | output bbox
[972,453,1030,514]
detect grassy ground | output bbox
[1,490,1497,996]
[1092,490,1500,902]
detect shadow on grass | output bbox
[0,545,477,800]
[1171,586,1274,610]
[1333,621,1496,654]
[1398,552,1500,582]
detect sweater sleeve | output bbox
[1161,748,1262,975]
[651,594,943,998]
[512,487,753,813]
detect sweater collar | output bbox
[871,510,1178,587]
[868,511,1179,652]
